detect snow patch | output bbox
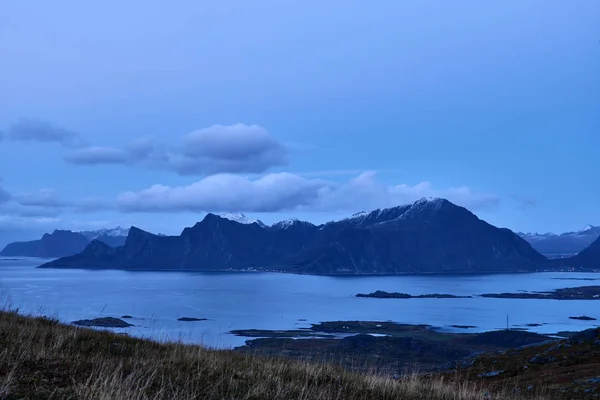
[271,218,315,230]
[218,213,265,227]
[79,226,130,239]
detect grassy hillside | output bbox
[0,310,546,400]
[446,327,600,399]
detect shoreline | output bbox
[33,263,600,276]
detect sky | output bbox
[0,0,599,246]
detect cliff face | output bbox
[39,198,549,274]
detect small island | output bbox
[480,286,600,300]
[72,317,133,328]
[177,317,208,322]
[356,290,471,299]
[569,315,597,321]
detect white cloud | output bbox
[117,171,499,214]
[64,123,288,175]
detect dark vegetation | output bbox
[444,327,600,399]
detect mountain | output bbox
[290,198,547,274]
[39,198,549,274]
[79,227,130,248]
[0,230,91,258]
[563,235,600,270]
[518,225,600,257]
[0,228,129,258]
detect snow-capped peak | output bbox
[217,212,266,227]
[271,218,315,230]
[274,218,299,227]
[579,224,595,233]
[412,197,445,207]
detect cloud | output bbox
[7,118,84,148]
[0,181,61,220]
[3,188,111,218]
[0,181,11,204]
[64,146,131,165]
[117,171,499,214]
[64,124,288,175]
[177,124,287,175]
[13,188,63,208]
[511,195,537,209]
[0,214,61,229]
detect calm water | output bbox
[1,258,599,348]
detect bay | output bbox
[1,258,598,348]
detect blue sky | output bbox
[0,0,599,245]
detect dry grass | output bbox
[0,310,549,400]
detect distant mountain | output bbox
[518,225,600,257]
[0,227,129,258]
[39,198,549,274]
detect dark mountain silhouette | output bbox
[563,236,600,270]
[290,198,547,274]
[39,198,549,274]
[0,229,128,258]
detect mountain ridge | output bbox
[0,228,130,258]
[39,198,550,274]
[518,225,600,257]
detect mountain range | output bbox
[39,198,555,274]
[518,225,600,258]
[0,227,130,258]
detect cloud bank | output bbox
[64,147,132,165]
[64,124,288,175]
[117,171,499,214]
[7,119,84,148]
[0,180,11,204]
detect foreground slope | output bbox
[40,198,549,274]
[448,327,600,398]
[0,310,526,400]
